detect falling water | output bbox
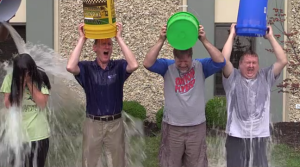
[0,21,146,167]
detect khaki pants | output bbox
[159,122,208,167]
[82,117,125,167]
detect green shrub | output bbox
[205,96,227,130]
[123,101,147,120]
[156,106,164,129]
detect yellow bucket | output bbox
[83,0,117,39]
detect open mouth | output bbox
[103,51,109,55]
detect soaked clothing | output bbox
[146,57,225,167]
[226,136,269,167]
[9,138,49,167]
[223,65,279,167]
[75,59,131,116]
[159,122,208,167]
[222,65,280,138]
[147,58,226,126]
[0,74,50,167]
[75,59,130,167]
[82,117,125,167]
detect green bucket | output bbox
[167,12,199,50]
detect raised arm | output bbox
[0,16,15,42]
[26,81,49,109]
[115,22,139,73]
[66,23,86,75]
[265,25,288,76]
[143,25,166,68]
[222,24,236,78]
[4,93,11,109]
[0,24,9,42]
[199,25,225,63]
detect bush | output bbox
[122,101,147,120]
[156,106,164,129]
[205,96,227,130]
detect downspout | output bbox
[181,0,188,12]
[53,0,60,84]
[54,0,60,53]
[282,0,289,121]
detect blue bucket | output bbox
[236,0,268,37]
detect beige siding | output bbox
[9,0,26,23]
[215,0,239,23]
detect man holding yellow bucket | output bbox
[144,12,226,167]
[66,22,138,167]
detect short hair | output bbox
[94,39,98,45]
[173,48,193,59]
[93,38,112,45]
[239,50,258,63]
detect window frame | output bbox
[213,23,256,96]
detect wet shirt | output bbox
[222,65,280,138]
[146,58,226,126]
[0,74,51,142]
[75,59,131,116]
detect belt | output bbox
[86,113,122,121]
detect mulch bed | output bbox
[144,121,160,137]
[272,122,300,150]
[144,121,300,150]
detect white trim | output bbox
[282,0,288,121]
[182,0,187,11]
[54,0,60,53]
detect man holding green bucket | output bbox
[222,23,288,167]
[143,23,226,166]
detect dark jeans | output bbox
[11,138,49,167]
[226,136,269,167]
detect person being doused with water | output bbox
[66,22,138,167]
[222,24,288,167]
[143,24,226,167]
[0,53,51,167]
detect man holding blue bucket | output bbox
[222,23,288,167]
[143,22,226,166]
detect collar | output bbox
[93,58,114,71]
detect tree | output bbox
[266,2,300,95]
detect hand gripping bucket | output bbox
[0,0,22,21]
[167,12,199,50]
[236,0,269,37]
[83,0,117,39]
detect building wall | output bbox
[287,1,300,122]
[187,0,215,102]
[215,0,239,23]
[14,0,295,122]
[26,0,54,48]
[59,0,182,121]
[9,0,26,24]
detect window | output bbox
[214,23,256,96]
[0,25,26,60]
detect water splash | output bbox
[123,112,146,167]
[0,21,146,167]
[1,21,75,81]
[0,106,31,167]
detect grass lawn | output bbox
[143,134,300,167]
